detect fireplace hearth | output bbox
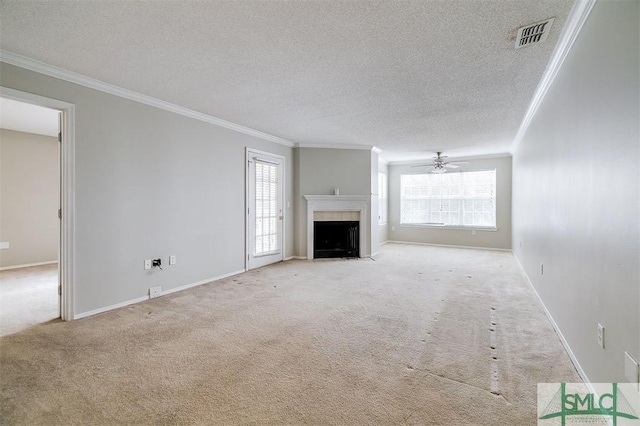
[313,221,359,258]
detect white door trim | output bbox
[1,86,76,321]
[245,148,285,271]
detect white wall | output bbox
[376,161,389,248]
[0,62,295,316]
[0,129,59,268]
[370,151,380,254]
[388,156,512,249]
[294,147,373,257]
[512,0,639,383]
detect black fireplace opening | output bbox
[314,221,359,259]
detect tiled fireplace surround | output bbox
[304,195,368,260]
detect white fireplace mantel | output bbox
[304,195,369,259]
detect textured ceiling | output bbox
[0,0,575,161]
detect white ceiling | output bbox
[0,97,59,137]
[0,1,575,161]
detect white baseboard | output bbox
[372,240,391,257]
[75,269,246,320]
[512,253,592,387]
[285,256,307,260]
[0,260,58,271]
[74,296,149,320]
[161,269,245,296]
[386,240,512,252]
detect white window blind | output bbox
[401,170,496,227]
[378,172,387,225]
[255,160,279,254]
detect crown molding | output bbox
[510,0,597,154]
[296,142,377,151]
[388,152,511,166]
[0,50,296,147]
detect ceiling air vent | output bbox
[515,18,555,49]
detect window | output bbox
[400,170,496,228]
[378,172,387,224]
[254,160,279,254]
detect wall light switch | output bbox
[0,242,9,249]
[597,323,605,349]
[471,230,477,236]
[144,259,152,270]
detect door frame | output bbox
[245,147,285,271]
[1,87,76,321]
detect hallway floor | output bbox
[0,263,59,337]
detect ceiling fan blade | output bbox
[444,164,460,169]
[411,164,430,168]
[449,161,469,165]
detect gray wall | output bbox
[0,129,59,268]
[512,0,639,383]
[0,63,295,316]
[388,156,512,249]
[294,147,372,257]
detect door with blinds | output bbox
[247,149,284,270]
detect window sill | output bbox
[400,224,498,232]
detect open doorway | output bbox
[0,97,61,336]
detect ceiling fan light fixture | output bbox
[412,152,467,173]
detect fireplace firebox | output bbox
[313,221,359,258]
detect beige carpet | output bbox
[0,263,59,337]
[0,244,580,425]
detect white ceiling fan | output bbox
[412,152,468,174]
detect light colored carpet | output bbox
[0,244,580,425]
[0,263,59,337]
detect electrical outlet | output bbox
[471,230,477,236]
[0,241,9,249]
[392,226,395,231]
[169,255,176,265]
[149,286,162,299]
[144,259,152,270]
[540,263,544,275]
[597,323,605,349]
[624,352,639,391]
